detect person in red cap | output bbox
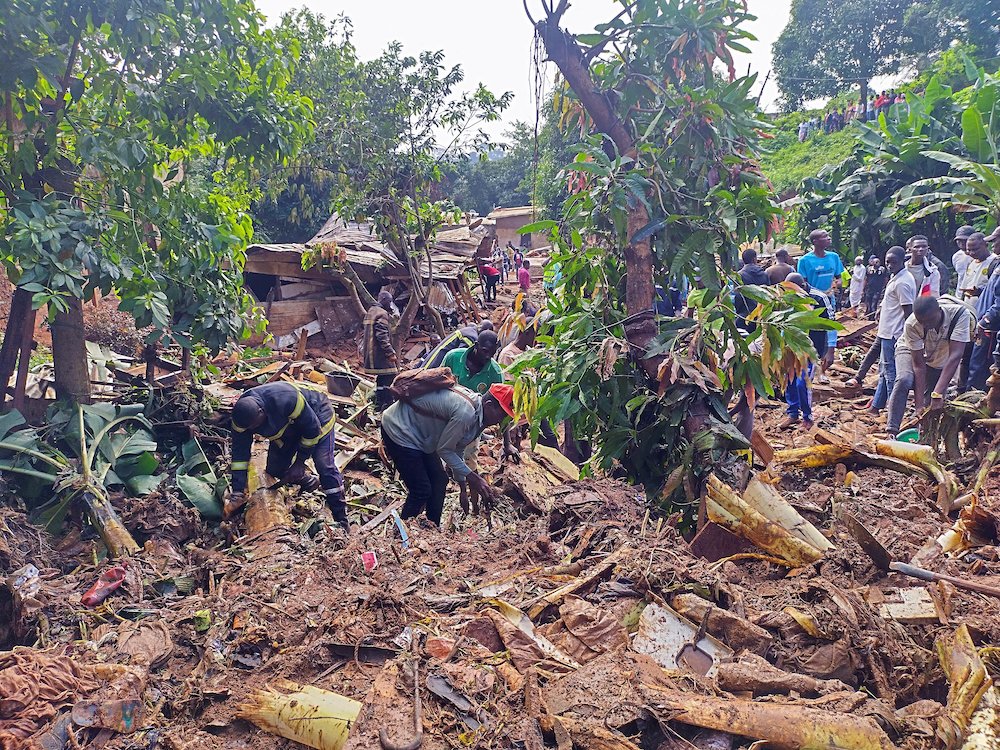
[380,382,514,526]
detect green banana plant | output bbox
[0,404,164,557]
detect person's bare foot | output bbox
[779,416,800,430]
[844,377,860,388]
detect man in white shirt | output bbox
[906,235,940,296]
[848,256,867,309]
[952,226,974,294]
[871,246,916,414]
[959,233,996,302]
[886,295,974,435]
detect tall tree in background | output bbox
[773,0,916,111]
[0,0,310,402]
[262,11,511,340]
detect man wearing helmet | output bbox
[228,382,348,529]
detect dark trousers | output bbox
[382,428,448,525]
[267,432,347,524]
[485,276,499,301]
[374,373,396,412]
[968,339,992,391]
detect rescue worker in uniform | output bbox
[228,382,349,529]
[362,290,399,411]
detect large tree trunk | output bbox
[0,288,33,403]
[50,297,91,403]
[860,81,869,117]
[535,12,657,377]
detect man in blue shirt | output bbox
[797,230,845,297]
[797,230,844,375]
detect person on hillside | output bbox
[848,256,867,310]
[969,229,1000,390]
[735,248,769,327]
[870,246,916,415]
[798,121,808,142]
[421,320,494,369]
[952,226,975,293]
[766,248,795,284]
[362,290,400,412]
[886,295,975,437]
[779,273,830,431]
[380,383,514,526]
[228,382,348,529]
[442,333,503,395]
[480,259,501,302]
[518,258,532,293]
[864,256,888,317]
[906,235,941,297]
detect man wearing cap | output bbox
[380,383,514,526]
[228,382,348,528]
[952,226,975,294]
[362,290,399,412]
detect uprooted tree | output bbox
[265,10,512,344]
[514,0,836,518]
[0,0,311,403]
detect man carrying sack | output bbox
[379,368,514,526]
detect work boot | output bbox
[327,494,350,531]
[297,472,320,492]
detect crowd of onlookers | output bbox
[796,89,910,142]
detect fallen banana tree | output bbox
[706,475,830,567]
[642,683,898,750]
[876,440,961,514]
[238,680,362,750]
[937,624,996,750]
[774,437,960,513]
[0,404,157,556]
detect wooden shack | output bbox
[243,215,493,346]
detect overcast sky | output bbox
[257,0,793,134]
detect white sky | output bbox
[257,0,793,135]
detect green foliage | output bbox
[517,0,830,520]
[447,122,534,215]
[772,0,990,109]
[175,438,225,520]
[761,127,858,195]
[261,11,510,256]
[0,403,161,531]
[0,0,312,358]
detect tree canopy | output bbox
[0,0,311,399]
[772,0,994,109]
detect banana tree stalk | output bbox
[81,490,140,557]
[0,442,67,470]
[76,406,140,557]
[0,461,59,483]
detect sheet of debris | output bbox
[1,351,1000,750]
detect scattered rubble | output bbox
[0,340,999,750]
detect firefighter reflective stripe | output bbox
[232,422,248,433]
[230,461,249,470]
[299,414,337,448]
[264,390,306,442]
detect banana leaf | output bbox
[175,438,223,519]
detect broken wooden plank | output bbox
[275,320,322,349]
[879,588,939,625]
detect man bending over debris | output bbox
[228,382,348,529]
[886,295,975,437]
[380,382,514,526]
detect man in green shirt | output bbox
[441,332,503,394]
